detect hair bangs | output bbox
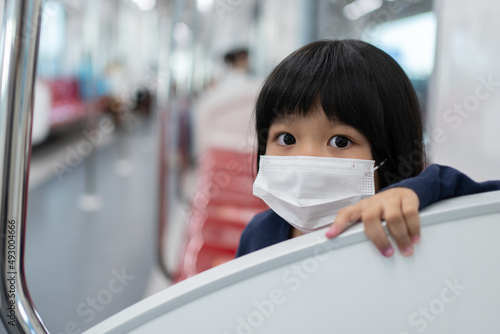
[263,46,333,121]
[318,42,385,140]
[273,41,385,133]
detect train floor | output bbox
[12,113,174,333]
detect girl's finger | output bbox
[326,204,362,239]
[402,194,421,243]
[384,203,413,256]
[361,205,394,257]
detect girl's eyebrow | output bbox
[270,118,289,126]
[334,122,355,129]
[271,115,297,124]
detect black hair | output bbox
[255,39,425,189]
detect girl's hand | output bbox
[325,187,420,257]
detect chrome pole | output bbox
[0,0,49,333]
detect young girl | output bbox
[236,39,500,258]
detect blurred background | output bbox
[1,0,499,332]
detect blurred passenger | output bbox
[101,61,129,125]
[133,88,152,115]
[193,48,262,156]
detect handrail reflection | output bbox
[0,0,49,333]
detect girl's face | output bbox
[265,105,381,190]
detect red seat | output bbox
[177,238,237,281]
[194,244,236,273]
[201,218,246,251]
[175,149,268,282]
[197,148,255,177]
[46,78,102,129]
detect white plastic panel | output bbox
[84,191,500,333]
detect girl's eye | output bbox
[276,133,296,145]
[329,135,351,149]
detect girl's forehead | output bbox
[272,107,343,125]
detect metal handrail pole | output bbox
[0,0,49,333]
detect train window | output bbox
[38,1,66,77]
[362,12,437,80]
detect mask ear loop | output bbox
[374,159,388,171]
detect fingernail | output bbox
[411,235,420,244]
[403,245,414,256]
[382,247,394,257]
[326,226,339,239]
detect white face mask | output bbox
[253,155,379,234]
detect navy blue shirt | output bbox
[236,164,500,257]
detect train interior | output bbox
[0,0,500,332]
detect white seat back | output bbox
[85,191,500,334]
